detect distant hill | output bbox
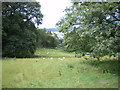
[39,28,64,39]
[46,28,58,32]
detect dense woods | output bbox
[2,2,43,57]
[56,2,120,59]
[2,2,120,59]
[2,2,58,58]
[36,28,59,48]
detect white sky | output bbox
[36,0,72,28]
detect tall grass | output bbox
[2,48,118,88]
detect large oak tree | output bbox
[2,2,43,57]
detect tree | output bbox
[36,29,59,48]
[2,2,43,57]
[56,2,120,58]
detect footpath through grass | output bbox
[2,48,118,88]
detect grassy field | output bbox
[2,48,119,88]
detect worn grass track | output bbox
[2,48,118,88]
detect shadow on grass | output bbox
[2,55,74,59]
[84,60,119,76]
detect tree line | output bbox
[2,2,58,58]
[2,2,120,59]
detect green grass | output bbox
[2,48,119,88]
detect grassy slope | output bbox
[2,48,118,88]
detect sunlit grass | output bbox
[2,48,118,88]
[34,48,75,58]
[100,55,116,60]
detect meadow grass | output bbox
[2,48,119,88]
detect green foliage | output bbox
[36,28,59,48]
[56,2,120,58]
[2,2,43,57]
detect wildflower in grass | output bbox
[58,58,61,60]
[63,57,65,59]
[50,57,53,59]
[60,58,63,60]
[47,52,49,54]
[43,58,45,59]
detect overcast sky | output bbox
[36,0,72,28]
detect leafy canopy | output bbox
[56,2,120,58]
[2,2,43,57]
